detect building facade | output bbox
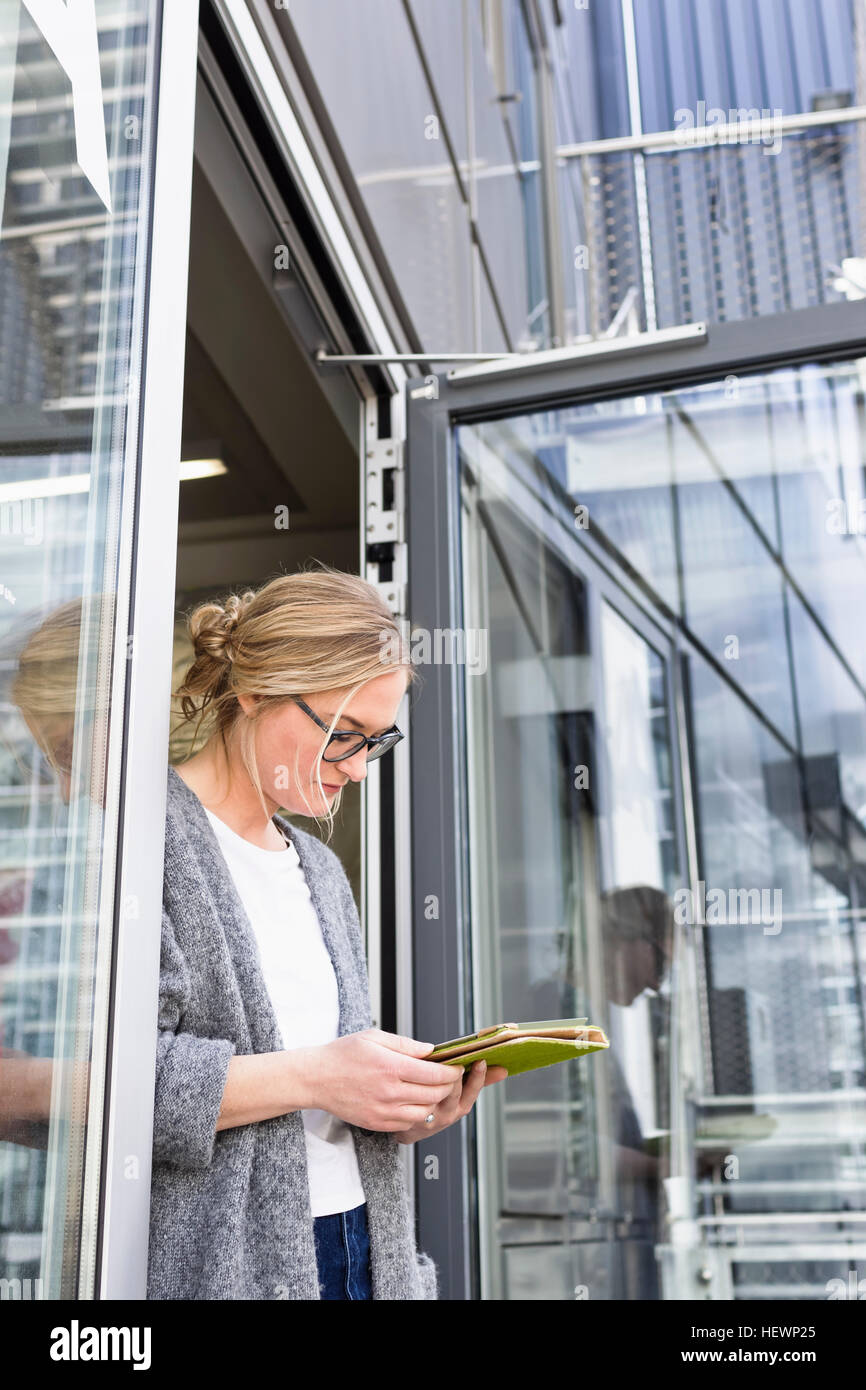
[1,0,865,1301]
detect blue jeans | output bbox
[313,1202,373,1300]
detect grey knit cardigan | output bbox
[147,763,439,1300]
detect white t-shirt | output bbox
[204,807,366,1218]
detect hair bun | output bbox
[189,590,255,665]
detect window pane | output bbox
[459,419,679,1301]
[688,654,866,1284]
[457,352,866,1299]
[553,0,863,333]
[289,0,474,348]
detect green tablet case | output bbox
[428,1018,610,1078]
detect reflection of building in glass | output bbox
[709,988,777,1096]
[0,8,153,1296]
[460,342,866,1296]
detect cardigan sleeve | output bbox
[152,905,236,1171]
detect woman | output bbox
[150,566,507,1300]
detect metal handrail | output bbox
[557,105,866,160]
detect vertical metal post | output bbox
[463,0,482,350]
[855,0,866,254]
[621,0,658,332]
[536,41,567,345]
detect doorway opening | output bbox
[170,50,364,901]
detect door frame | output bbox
[99,0,423,1296]
[406,297,866,1299]
[96,0,201,1300]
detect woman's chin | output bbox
[279,785,341,816]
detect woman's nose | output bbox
[333,747,369,782]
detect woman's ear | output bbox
[236,693,260,717]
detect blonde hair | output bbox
[10,597,91,721]
[6,594,112,783]
[175,564,417,839]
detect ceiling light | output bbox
[0,453,228,501]
[180,457,227,481]
[0,473,90,502]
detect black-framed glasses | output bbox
[293,697,404,763]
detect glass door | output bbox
[0,1,198,1298]
[457,412,685,1300]
[406,307,866,1300]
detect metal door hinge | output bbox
[365,438,404,545]
[364,435,407,619]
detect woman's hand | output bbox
[391,1057,508,1145]
[299,1028,506,1135]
